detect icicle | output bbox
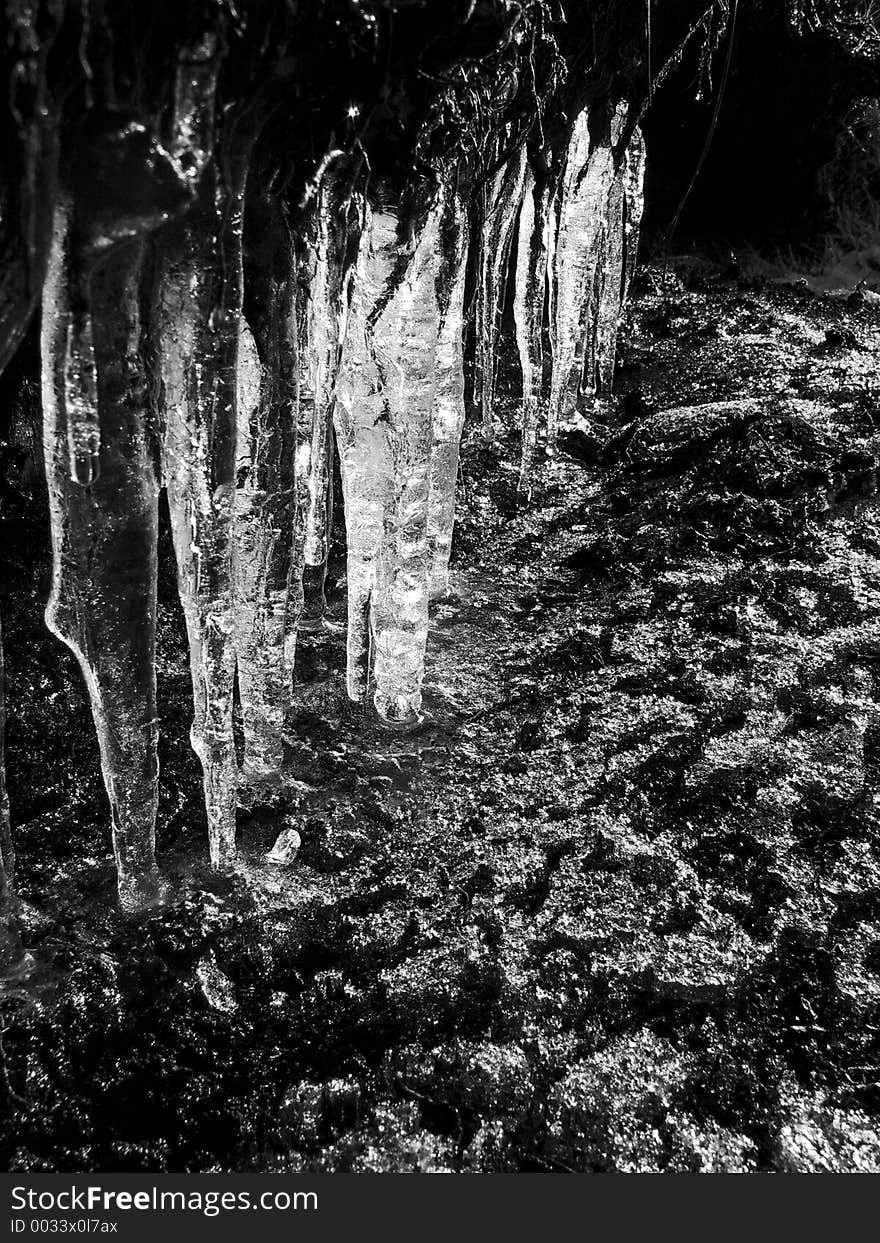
[621,125,647,312]
[593,168,626,395]
[297,157,360,629]
[514,161,554,500]
[335,190,442,727]
[42,203,165,913]
[0,613,27,980]
[234,191,299,782]
[0,0,62,376]
[427,181,470,599]
[594,103,638,396]
[546,108,616,440]
[156,138,252,869]
[64,292,101,485]
[167,32,223,191]
[475,146,527,439]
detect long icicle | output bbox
[0,0,63,967]
[621,125,647,311]
[156,141,250,869]
[475,146,527,440]
[514,158,554,501]
[427,178,470,599]
[42,204,165,913]
[234,188,299,783]
[594,103,637,396]
[298,157,361,630]
[547,107,616,440]
[335,186,443,726]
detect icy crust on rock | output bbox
[335,190,445,727]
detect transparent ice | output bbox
[513,161,554,498]
[296,157,360,628]
[475,147,527,438]
[547,107,616,439]
[38,44,223,909]
[622,125,647,311]
[427,183,470,599]
[335,190,442,727]
[156,152,250,870]
[234,192,299,783]
[42,205,164,913]
[547,106,646,437]
[595,105,642,395]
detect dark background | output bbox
[643,4,879,249]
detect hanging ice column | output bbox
[513,158,555,499]
[43,215,165,913]
[39,32,223,910]
[156,120,257,868]
[621,125,647,312]
[475,147,527,438]
[426,182,470,599]
[41,98,203,913]
[547,107,613,438]
[594,106,646,394]
[335,188,443,727]
[295,157,362,629]
[233,190,299,782]
[0,0,62,964]
[547,103,647,440]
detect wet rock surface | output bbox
[2,263,880,1171]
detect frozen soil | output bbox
[2,260,880,1171]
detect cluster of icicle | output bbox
[1,95,644,978]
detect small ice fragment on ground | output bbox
[196,953,237,1013]
[267,822,302,865]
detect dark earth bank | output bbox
[1,258,880,1172]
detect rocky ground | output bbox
[1,258,880,1172]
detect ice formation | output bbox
[234,191,299,782]
[156,151,249,871]
[42,207,166,914]
[545,104,646,441]
[296,158,361,629]
[427,183,470,599]
[0,2,62,966]
[335,188,443,726]
[4,0,651,925]
[38,36,225,909]
[475,147,528,438]
[0,0,60,378]
[594,104,640,395]
[547,108,615,438]
[622,127,647,312]
[513,161,554,498]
